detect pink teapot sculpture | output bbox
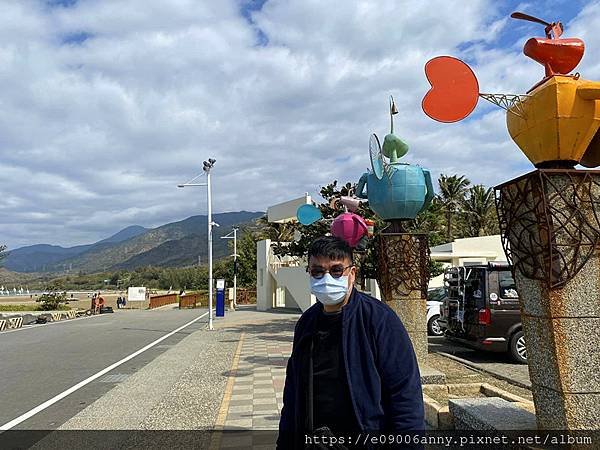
[330,212,368,248]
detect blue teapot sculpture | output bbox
[357,97,434,221]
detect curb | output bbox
[210,332,246,449]
[437,351,532,390]
[0,312,103,334]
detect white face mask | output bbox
[310,274,349,305]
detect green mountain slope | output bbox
[4,225,149,272]
[45,211,263,273]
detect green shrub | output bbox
[36,281,69,311]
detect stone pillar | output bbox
[377,232,429,364]
[496,169,600,430]
[515,256,600,429]
[387,290,428,364]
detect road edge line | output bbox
[437,351,532,390]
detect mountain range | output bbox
[4,211,263,274]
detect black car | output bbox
[438,262,527,364]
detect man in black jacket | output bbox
[277,236,424,448]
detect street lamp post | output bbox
[221,227,238,309]
[178,158,217,330]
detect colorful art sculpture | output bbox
[296,203,322,226]
[422,11,600,430]
[330,212,368,248]
[356,97,434,222]
[423,11,600,169]
[355,97,434,365]
[296,199,369,249]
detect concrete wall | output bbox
[256,239,274,311]
[267,194,311,223]
[273,266,312,311]
[257,239,311,311]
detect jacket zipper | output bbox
[341,308,366,431]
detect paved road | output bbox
[428,336,531,388]
[0,308,208,430]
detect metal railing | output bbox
[179,293,203,309]
[149,294,179,309]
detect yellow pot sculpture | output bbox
[507,75,600,168]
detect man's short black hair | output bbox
[308,236,353,263]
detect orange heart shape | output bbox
[422,56,480,123]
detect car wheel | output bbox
[509,330,527,364]
[427,315,444,336]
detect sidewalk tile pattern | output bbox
[220,319,295,448]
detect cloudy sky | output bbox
[1,0,599,249]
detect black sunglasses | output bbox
[307,264,353,279]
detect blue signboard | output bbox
[216,279,225,317]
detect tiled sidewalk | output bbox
[211,314,297,449]
[224,334,291,429]
[212,316,298,440]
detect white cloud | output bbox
[0,0,594,249]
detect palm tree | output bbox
[253,215,295,242]
[462,185,496,237]
[438,174,471,242]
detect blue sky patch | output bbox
[239,0,269,46]
[46,0,78,7]
[61,31,93,45]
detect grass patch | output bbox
[0,304,72,312]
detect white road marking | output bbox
[0,312,209,430]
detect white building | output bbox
[256,194,312,312]
[429,235,507,287]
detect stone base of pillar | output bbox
[377,232,430,366]
[496,169,600,430]
[516,254,600,430]
[387,295,428,364]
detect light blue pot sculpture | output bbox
[357,98,434,221]
[357,163,434,220]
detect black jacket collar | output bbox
[295,287,360,345]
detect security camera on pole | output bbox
[178,158,217,330]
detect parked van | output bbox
[438,262,527,364]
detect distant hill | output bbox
[0,268,37,285]
[113,235,209,269]
[4,225,149,272]
[5,211,263,274]
[3,244,93,272]
[96,225,149,245]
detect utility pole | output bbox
[178,158,217,330]
[206,161,214,330]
